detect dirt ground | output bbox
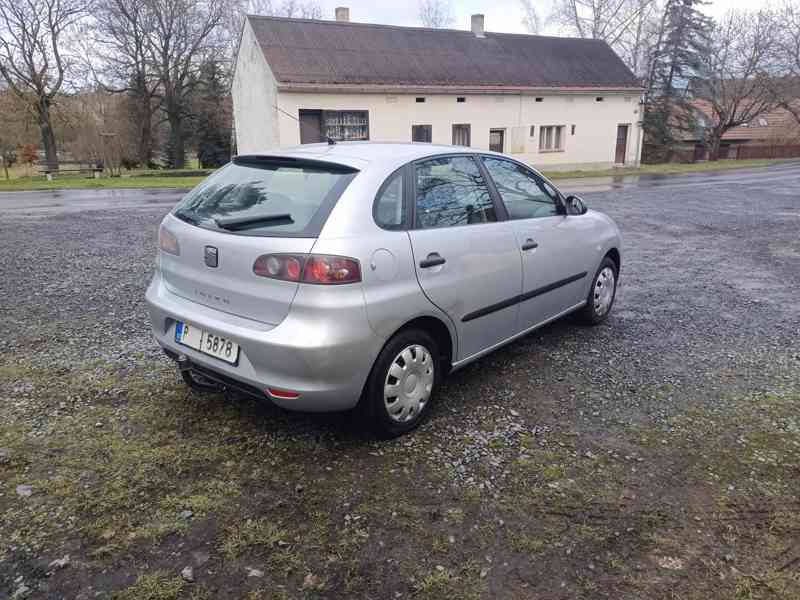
[1,164,799,599]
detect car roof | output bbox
[239,142,506,170]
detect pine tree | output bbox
[194,60,232,169]
[643,0,713,160]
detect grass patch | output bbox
[221,517,288,559]
[543,158,798,180]
[0,174,205,191]
[114,571,184,600]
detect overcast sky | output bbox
[313,0,766,34]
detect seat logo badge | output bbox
[204,246,219,268]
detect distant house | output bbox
[679,100,800,161]
[232,7,644,170]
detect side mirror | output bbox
[565,195,588,215]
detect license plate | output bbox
[175,321,239,365]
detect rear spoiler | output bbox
[233,155,359,174]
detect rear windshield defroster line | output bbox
[172,157,359,238]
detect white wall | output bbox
[232,20,280,153]
[234,84,643,169]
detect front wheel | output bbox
[576,256,618,325]
[361,329,440,438]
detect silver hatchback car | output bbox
[146,143,621,436]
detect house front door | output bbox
[615,124,629,164]
[489,129,505,153]
[299,109,323,144]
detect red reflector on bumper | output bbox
[266,388,301,400]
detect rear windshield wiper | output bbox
[174,209,200,225]
[214,213,294,230]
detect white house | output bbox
[232,8,643,170]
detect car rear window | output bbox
[172,156,358,237]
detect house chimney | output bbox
[335,6,350,22]
[471,14,485,37]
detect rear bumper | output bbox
[145,273,384,411]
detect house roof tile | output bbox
[246,15,641,90]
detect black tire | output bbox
[575,256,618,325]
[181,368,222,393]
[360,328,440,438]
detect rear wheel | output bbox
[361,329,440,438]
[576,256,618,325]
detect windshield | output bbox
[173,157,358,236]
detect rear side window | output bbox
[172,157,357,237]
[374,169,405,229]
[414,156,496,229]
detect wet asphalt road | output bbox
[1,163,799,428]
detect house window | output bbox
[535,97,543,103]
[321,110,369,142]
[457,97,466,103]
[596,97,604,102]
[489,129,505,153]
[412,125,432,143]
[529,126,536,137]
[539,125,565,152]
[416,97,426,103]
[452,124,471,147]
[571,125,576,135]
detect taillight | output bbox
[253,254,304,281]
[159,225,180,255]
[303,255,361,284]
[253,254,361,284]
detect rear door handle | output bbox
[419,252,446,268]
[521,239,539,251]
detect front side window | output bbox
[482,157,558,220]
[415,156,495,229]
[539,125,565,151]
[374,169,405,229]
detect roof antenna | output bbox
[274,105,336,145]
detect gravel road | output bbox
[2,165,798,427]
[2,164,800,599]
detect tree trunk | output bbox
[167,110,185,170]
[707,133,722,161]
[138,94,153,167]
[3,159,8,180]
[37,99,59,170]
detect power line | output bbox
[274,105,336,145]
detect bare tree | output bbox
[520,0,541,34]
[695,9,780,160]
[549,0,657,76]
[144,0,225,169]
[774,0,800,124]
[0,0,86,169]
[89,0,160,166]
[222,0,322,60]
[549,0,639,45]
[617,0,662,78]
[418,0,453,28]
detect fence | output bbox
[736,145,800,160]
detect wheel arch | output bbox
[391,315,455,374]
[605,247,621,273]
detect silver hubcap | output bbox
[384,344,434,423]
[593,267,616,316]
